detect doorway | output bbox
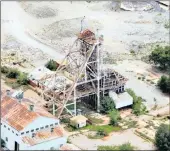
[14,141,19,151]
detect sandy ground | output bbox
[69,129,155,150]
[110,60,170,109]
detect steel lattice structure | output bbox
[39,29,127,118]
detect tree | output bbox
[155,124,170,151]
[45,59,58,71]
[109,109,120,126]
[126,89,147,116]
[17,73,28,85]
[1,139,5,147]
[100,96,115,114]
[149,45,170,70]
[157,75,170,93]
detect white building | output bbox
[1,90,67,151]
[109,91,133,109]
[70,115,88,128]
[28,66,54,87]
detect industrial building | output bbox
[35,29,128,119]
[1,89,67,151]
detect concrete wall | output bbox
[21,116,59,133]
[1,122,22,150]
[20,137,67,150]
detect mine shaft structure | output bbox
[39,29,127,118]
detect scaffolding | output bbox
[39,29,127,118]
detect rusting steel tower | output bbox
[39,29,127,118]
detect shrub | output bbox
[45,59,58,71]
[126,89,147,116]
[157,75,170,94]
[155,124,170,151]
[6,68,19,79]
[100,96,115,114]
[109,109,120,126]
[17,73,28,85]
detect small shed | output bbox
[70,115,88,128]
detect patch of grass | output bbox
[164,22,170,29]
[121,120,137,129]
[98,142,135,150]
[84,125,121,134]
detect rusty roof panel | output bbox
[1,91,58,131]
[22,126,65,146]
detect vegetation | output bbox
[6,68,20,79]
[157,75,170,94]
[126,89,147,116]
[164,22,170,29]
[149,45,170,70]
[109,109,120,126]
[155,124,170,151]
[1,139,5,147]
[97,142,135,150]
[1,66,28,88]
[100,96,115,114]
[45,59,58,71]
[85,125,121,134]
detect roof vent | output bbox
[29,105,34,112]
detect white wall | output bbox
[21,116,59,134]
[20,136,67,150]
[1,122,22,150]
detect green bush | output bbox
[17,73,28,85]
[100,96,115,114]
[45,59,58,71]
[6,68,20,79]
[157,75,170,94]
[126,89,147,116]
[109,109,120,126]
[155,124,170,151]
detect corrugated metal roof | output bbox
[22,126,65,146]
[1,93,58,131]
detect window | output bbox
[12,130,14,133]
[50,124,53,127]
[16,134,18,136]
[8,128,10,130]
[36,128,39,131]
[26,131,29,133]
[31,129,34,132]
[5,137,8,142]
[21,132,24,135]
[1,123,2,125]
[55,123,58,125]
[4,125,6,128]
[40,127,44,129]
[45,125,49,128]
